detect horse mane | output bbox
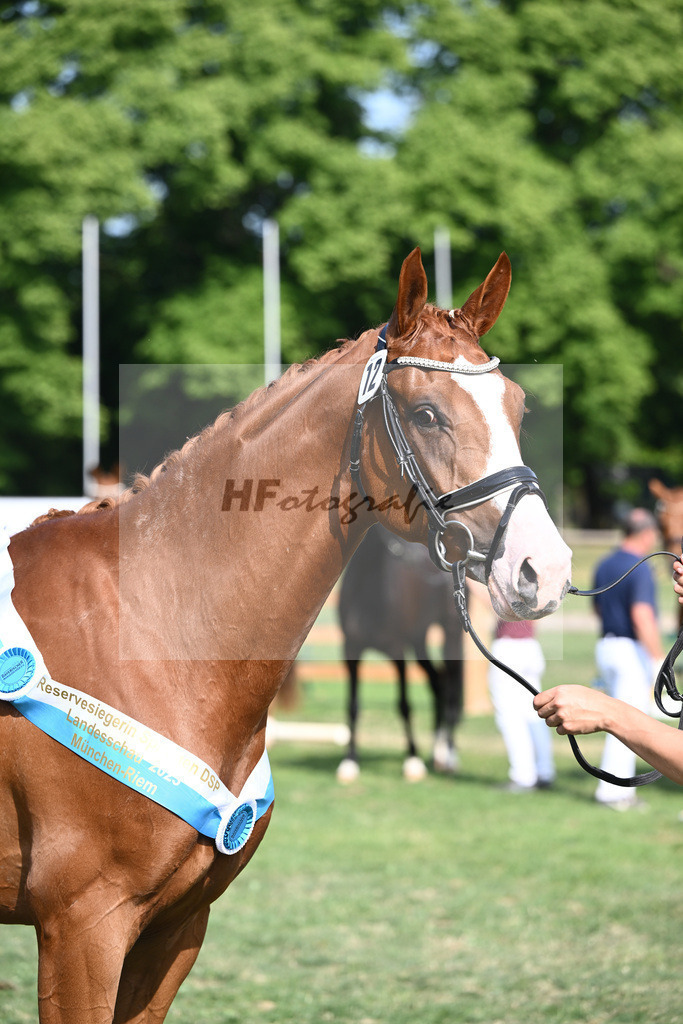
[29,306,475,529]
[30,335,361,527]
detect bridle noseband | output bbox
[349,324,546,575]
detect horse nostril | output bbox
[518,558,539,604]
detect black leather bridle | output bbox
[349,324,546,576]
[349,324,683,789]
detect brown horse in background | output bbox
[0,248,571,1023]
[649,478,683,627]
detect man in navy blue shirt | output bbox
[588,509,663,808]
[594,510,661,652]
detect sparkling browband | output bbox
[390,355,501,374]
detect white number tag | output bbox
[357,350,387,404]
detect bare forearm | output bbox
[534,563,683,786]
[600,698,683,786]
[534,685,683,786]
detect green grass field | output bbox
[172,691,683,1024]
[2,534,683,1023]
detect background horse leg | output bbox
[432,611,466,774]
[413,631,459,775]
[113,907,210,1024]
[414,652,458,775]
[413,631,446,770]
[337,658,361,783]
[432,661,463,774]
[414,653,442,733]
[396,659,427,781]
[35,899,135,1024]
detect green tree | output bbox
[249,0,683,520]
[388,0,683,518]
[0,0,408,493]
[2,0,683,524]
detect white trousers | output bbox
[488,638,554,788]
[594,636,652,804]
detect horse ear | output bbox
[459,252,512,337]
[648,478,670,501]
[386,248,428,340]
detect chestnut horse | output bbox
[0,249,571,1023]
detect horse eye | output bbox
[413,407,437,428]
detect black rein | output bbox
[450,549,683,789]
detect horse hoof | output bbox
[403,756,428,782]
[433,744,460,775]
[336,758,360,784]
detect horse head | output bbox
[357,247,571,621]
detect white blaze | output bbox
[449,362,572,617]
[452,370,522,509]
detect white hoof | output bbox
[336,758,360,784]
[403,755,428,782]
[433,738,460,775]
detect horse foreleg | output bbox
[337,658,361,782]
[35,902,135,1024]
[396,660,427,781]
[113,907,210,1024]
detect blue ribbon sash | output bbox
[0,526,273,854]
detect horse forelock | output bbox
[386,303,523,515]
[393,304,488,364]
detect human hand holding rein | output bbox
[533,685,615,737]
[535,683,683,787]
[534,543,683,786]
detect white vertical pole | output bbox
[434,226,452,310]
[82,215,100,496]
[263,218,281,385]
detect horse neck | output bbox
[118,346,371,676]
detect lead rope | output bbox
[450,550,683,789]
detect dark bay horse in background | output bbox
[0,247,571,1023]
[337,524,463,782]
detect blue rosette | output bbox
[216,799,257,855]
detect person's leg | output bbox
[489,640,538,788]
[595,637,649,805]
[518,639,555,785]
